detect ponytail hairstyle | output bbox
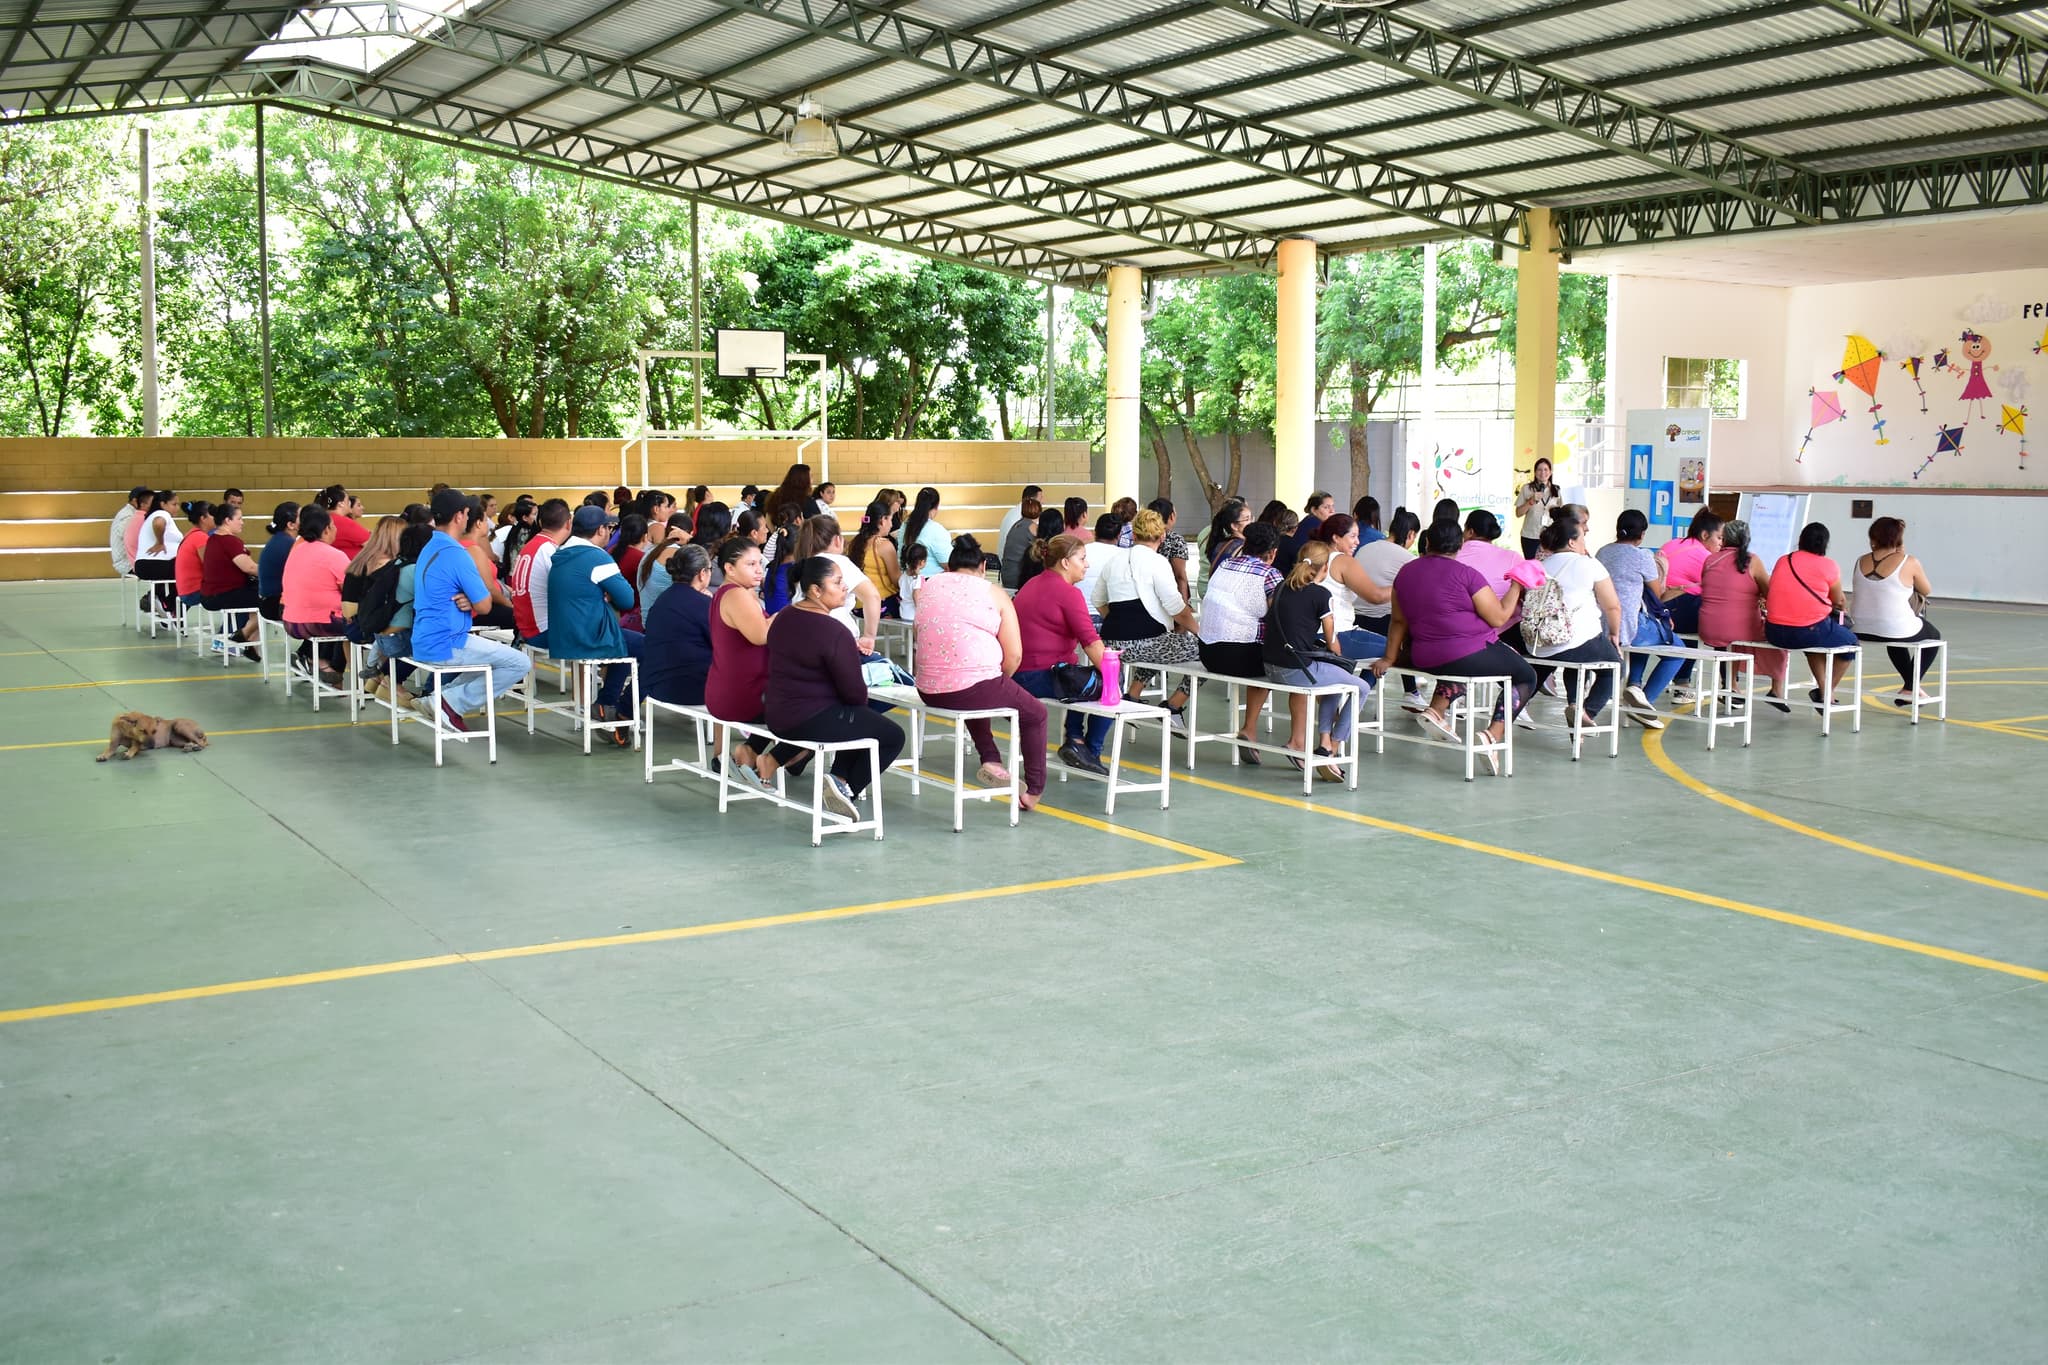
[1537,506,1580,555]
[789,514,842,597]
[946,534,984,572]
[315,484,347,512]
[1721,518,1754,575]
[1094,512,1122,544]
[267,501,300,537]
[1205,498,1246,556]
[1351,494,1381,530]
[1032,508,1064,542]
[183,498,213,528]
[397,523,434,563]
[795,554,839,601]
[900,541,930,579]
[1284,539,1333,590]
[1419,517,1464,556]
[687,501,730,548]
[1039,533,1084,569]
[902,486,942,550]
[611,513,649,564]
[716,535,757,573]
[846,499,893,571]
[1063,496,1089,532]
[1387,507,1422,547]
[1686,509,1725,543]
[671,543,714,589]
[1614,507,1649,544]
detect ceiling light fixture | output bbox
[783,96,839,160]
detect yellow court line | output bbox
[1982,713,2048,725]
[1938,603,2048,616]
[1857,695,2048,743]
[1947,666,2048,675]
[0,674,267,694]
[0,839,1234,1027]
[1641,727,2048,905]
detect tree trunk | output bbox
[997,388,1012,441]
[1346,358,1374,506]
[1141,401,1172,501]
[1226,429,1244,504]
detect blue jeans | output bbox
[1336,627,1387,661]
[1627,615,1686,701]
[1014,668,1113,755]
[1264,661,1372,738]
[419,634,532,716]
[1766,618,1859,651]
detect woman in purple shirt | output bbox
[1374,519,1533,767]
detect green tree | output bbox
[0,121,135,436]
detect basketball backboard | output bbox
[716,328,786,379]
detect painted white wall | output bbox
[1607,274,1788,486]
[1800,492,2047,605]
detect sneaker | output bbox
[410,694,439,724]
[823,775,861,819]
[1058,743,1109,776]
[1513,708,1537,731]
[976,761,1014,787]
[1400,688,1430,713]
[1623,683,1654,713]
[439,700,468,733]
[1540,673,1563,698]
[1668,685,1697,706]
[1415,709,1458,743]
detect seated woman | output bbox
[1000,496,1042,590]
[1353,507,1419,639]
[1658,509,1722,634]
[1594,508,1687,724]
[1523,511,1624,731]
[1090,508,1197,725]
[913,535,1049,810]
[173,500,214,617]
[637,516,693,615]
[1262,541,1372,780]
[1852,516,1941,705]
[1455,510,1522,599]
[366,523,433,701]
[1015,507,1065,590]
[848,501,901,616]
[789,514,885,661]
[341,515,403,623]
[1698,518,1791,711]
[460,500,518,630]
[764,557,908,819]
[641,544,717,707]
[197,501,262,653]
[1309,513,1393,660]
[1062,496,1093,542]
[257,502,298,621]
[1011,534,1116,776]
[133,491,181,613]
[1196,521,1282,762]
[707,538,780,786]
[281,504,352,684]
[1379,518,1531,774]
[1351,495,1385,546]
[1764,522,1860,707]
[611,512,653,629]
[1203,498,1253,577]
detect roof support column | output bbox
[1513,208,1559,498]
[1105,264,1143,503]
[1275,237,1317,507]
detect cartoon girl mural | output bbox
[1957,330,1994,421]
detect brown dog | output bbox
[96,711,208,762]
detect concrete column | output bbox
[1513,207,1560,488]
[1104,264,1143,503]
[1274,236,1317,505]
[138,125,160,438]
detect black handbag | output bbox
[1049,661,1103,702]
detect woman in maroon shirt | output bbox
[763,557,906,819]
[198,503,262,650]
[706,539,779,787]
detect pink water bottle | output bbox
[1098,649,1121,706]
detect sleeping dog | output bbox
[96,711,208,762]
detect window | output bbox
[1663,356,1745,419]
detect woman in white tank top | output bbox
[1852,516,1939,702]
[1310,514,1393,660]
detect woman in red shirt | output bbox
[1011,534,1114,775]
[319,484,371,559]
[1764,521,1859,707]
[173,500,215,614]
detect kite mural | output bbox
[1957,330,1995,421]
[1998,404,2029,466]
[1899,355,1929,412]
[1913,424,1966,481]
[1795,388,1847,463]
[2035,324,2047,357]
[1834,334,1888,444]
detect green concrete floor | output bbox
[2,579,2044,1363]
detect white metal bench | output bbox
[1731,639,1860,736]
[521,649,641,753]
[642,701,883,844]
[870,684,1020,830]
[1361,668,1515,780]
[1036,695,1172,814]
[1623,642,1755,748]
[874,617,916,671]
[1891,637,1949,725]
[1159,662,1363,794]
[391,656,498,765]
[1521,657,1623,760]
[203,606,268,675]
[281,628,354,715]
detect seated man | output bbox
[510,497,573,649]
[547,503,642,744]
[408,488,531,732]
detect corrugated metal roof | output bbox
[3,0,2045,280]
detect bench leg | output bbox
[1104,718,1124,817]
[484,673,497,763]
[1005,717,1020,827]
[871,745,885,840]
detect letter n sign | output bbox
[1629,444,1654,488]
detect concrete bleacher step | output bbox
[0,480,1105,581]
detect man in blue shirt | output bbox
[547,504,642,743]
[409,489,531,731]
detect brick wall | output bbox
[0,437,1092,494]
